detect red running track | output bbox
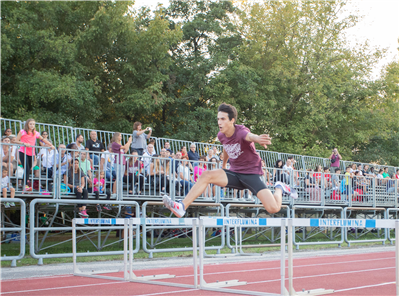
[1,251,396,296]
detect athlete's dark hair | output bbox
[218,103,237,124]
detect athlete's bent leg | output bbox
[182,169,228,210]
[256,188,283,214]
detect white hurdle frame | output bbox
[73,217,399,296]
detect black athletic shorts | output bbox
[223,169,267,195]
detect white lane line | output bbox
[136,289,199,296]
[2,274,73,282]
[1,280,128,294]
[334,281,395,292]
[248,266,395,285]
[176,256,395,278]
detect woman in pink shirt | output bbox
[15,119,54,187]
[193,156,211,197]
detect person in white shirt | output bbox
[178,156,194,195]
[100,144,116,181]
[38,145,56,179]
[1,167,15,207]
[53,144,71,178]
[142,143,155,176]
[1,137,14,175]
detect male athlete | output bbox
[163,103,297,217]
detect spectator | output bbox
[362,165,370,177]
[38,142,56,183]
[92,171,111,212]
[9,135,19,174]
[350,163,357,173]
[111,132,132,195]
[323,166,331,188]
[369,167,376,177]
[181,146,187,158]
[212,146,220,157]
[54,144,71,177]
[131,122,152,156]
[382,167,391,179]
[164,142,173,154]
[178,156,194,195]
[210,157,220,170]
[143,143,155,176]
[395,169,399,180]
[3,128,12,137]
[314,165,323,183]
[64,158,89,217]
[282,159,293,184]
[1,137,14,175]
[305,169,321,202]
[171,151,182,176]
[125,150,144,195]
[188,143,199,167]
[85,131,105,166]
[39,131,49,147]
[329,148,342,173]
[146,139,157,156]
[194,155,211,197]
[149,155,169,194]
[1,167,15,207]
[70,134,85,151]
[15,119,54,187]
[331,168,341,190]
[376,169,384,179]
[79,152,92,178]
[100,144,116,181]
[273,159,286,183]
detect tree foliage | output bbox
[1,0,397,165]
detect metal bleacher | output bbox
[1,117,398,264]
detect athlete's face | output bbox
[217,111,234,135]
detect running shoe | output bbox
[10,202,15,207]
[163,195,186,218]
[103,204,112,211]
[79,210,89,218]
[96,205,102,212]
[274,181,298,199]
[4,202,10,208]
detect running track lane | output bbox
[1,251,396,295]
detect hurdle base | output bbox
[203,279,247,288]
[130,273,175,281]
[284,287,335,296]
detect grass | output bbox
[1,229,395,268]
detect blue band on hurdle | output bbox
[259,218,267,226]
[310,219,319,227]
[365,220,376,228]
[217,219,223,226]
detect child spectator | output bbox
[273,159,286,183]
[100,144,116,181]
[111,132,132,195]
[181,146,187,158]
[92,171,111,212]
[38,143,56,180]
[143,143,155,176]
[14,119,54,187]
[178,156,194,195]
[314,165,323,183]
[323,166,331,188]
[1,167,15,207]
[1,137,14,175]
[125,150,144,195]
[39,131,49,147]
[305,169,321,202]
[131,122,152,156]
[64,158,89,217]
[54,144,71,176]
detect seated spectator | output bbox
[143,143,155,176]
[9,135,19,174]
[322,166,331,188]
[149,155,169,193]
[273,159,286,183]
[305,169,322,202]
[92,170,111,212]
[206,149,214,162]
[212,146,220,158]
[3,128,12,137]
[54,144,71,177]
[178,156,194,195]
[85,131,105,167]
[181,146,187,158]
[1,137,14,175]
[282,159,293,184]
[100,144,116,181]
[1,167,15,207]
[188,143,199,167]
[164,141,173,154]
[64,158,89,217]
[382,167,391,179]
[171,151,182,176]
[38,143,56,181]
[68,144,80,164]
[313,165,323,183]
[69,134,85,151]
[368,167,376,177]
[125,150,144,195]
[131,121,152,156]
[79,151,92,178]
[39,131,49,147]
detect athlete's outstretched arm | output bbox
[245,132,272,149]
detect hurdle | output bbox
[196,217,399,296]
